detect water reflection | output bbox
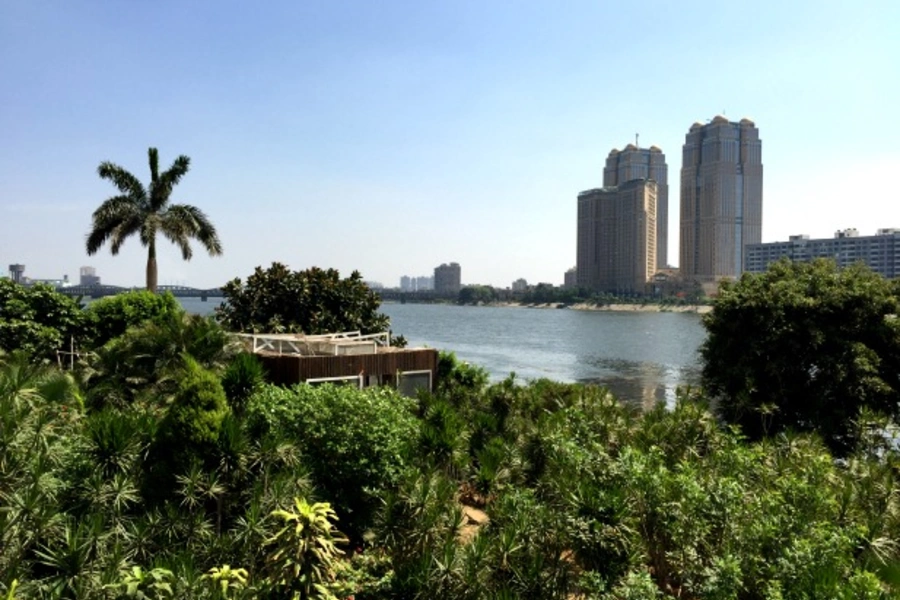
[576,359,701,410]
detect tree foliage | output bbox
[216,263,390,334]
[85,147,223,293]
[701,258,900,455]
[0,280,86,361]
[83,290,181,348]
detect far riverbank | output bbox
[403,300,713,314]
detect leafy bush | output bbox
[148,357,231,487]
[247,383,418,539]
[221,352,264,414]
[0,280,86,361]
[85,311,236,408]
[83,290,181,348]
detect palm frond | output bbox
[148,147,159,184]
[139,214,161,248]
[86,196,141,255]
[97,162,146,200]
[162,204,223,257]
[109,216,143,254]
[149,154,190,212]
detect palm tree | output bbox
[86,147,223,293]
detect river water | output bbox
[183,298,707,407]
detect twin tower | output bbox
[576,116,763,294]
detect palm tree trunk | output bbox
[147,240,158,293]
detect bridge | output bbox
[56,284,225,300]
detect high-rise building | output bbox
[576,179,657,294]
[563,267,577,289]
[680,116,763,285]
[415,275,434,291]
[604,144,668,268]
[434,262,461,296]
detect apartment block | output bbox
[434,262,461,296]
[745,229,900,278]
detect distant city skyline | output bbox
[1,2,898,288]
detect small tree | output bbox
[83,290,180,348]
[215,263,389,334]
[701,258,900,455]
[0,280,86,361]
[265,498,348,600]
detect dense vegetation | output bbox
[217,263,390,335]
[703,258,900,456]
[2,260,900,598]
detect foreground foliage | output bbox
[702,258,900,455]
[0,280,85,361]
[2,343,898,599]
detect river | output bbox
[181,298,707,407]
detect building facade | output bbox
[563,267,577,289]
[604,144,668,268]
[745,229,900,279]
[576,179,657,294]
[80,266,100,286]
[434,262,461,296]
[680,116,763,284]
[8,264,25,284]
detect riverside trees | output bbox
[216,262,390,335]
[701,258,900,455]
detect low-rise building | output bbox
[745,229,900,278]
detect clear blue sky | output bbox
[2,1,898,288]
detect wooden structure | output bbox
[238,331,438,396]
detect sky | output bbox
[1,1,899,289]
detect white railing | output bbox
[236,331,391,356]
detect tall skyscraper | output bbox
[604,144,668,268]
[680,116,763,284]
[576,179,657,294]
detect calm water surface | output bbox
[383,303,706,407]
[182,298,707,407]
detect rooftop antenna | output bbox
[635,132,639,147]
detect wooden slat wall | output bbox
[259,348,439,387]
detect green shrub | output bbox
[247,383,418,540]
[83,290,180,348]
[0,280,86,361]
[221,352,264,414]
[148,357,230,489]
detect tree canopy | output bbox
[216,262,390,334]
[86,147,222,293]
[0,280,86,361]
[701,258,900,455]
